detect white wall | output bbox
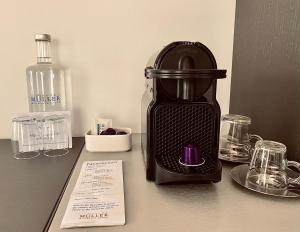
[0,0,236,138]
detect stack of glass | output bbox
[12,114,70,159]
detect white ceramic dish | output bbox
[85,128,132,152]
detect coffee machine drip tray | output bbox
[157,154,217,174]
[155,156,222,184]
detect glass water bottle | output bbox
[26,34,68,112]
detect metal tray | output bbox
[231,164,300,198]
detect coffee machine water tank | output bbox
[141,41,227,184]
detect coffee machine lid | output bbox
[145,41,226,79]
[145,68,226,79]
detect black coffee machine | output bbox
[141,41,226,184]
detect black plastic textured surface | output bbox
[153,103,217,174]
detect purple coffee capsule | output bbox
[179,144,205,166]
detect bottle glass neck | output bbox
[36,41,52,64]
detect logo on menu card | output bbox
[79,212,108,220]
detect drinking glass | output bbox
[219,114,262,162]
[246,140,300,189]
[11,116,41,159]
[43,114,69,157]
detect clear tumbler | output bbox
[11,116,41,159]
[43,114,69,157]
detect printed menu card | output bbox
[61,160,125,228]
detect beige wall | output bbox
[0,0,236,138]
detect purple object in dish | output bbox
[179,144,205,166]
[100,128,117,135]
[116,131,127,135]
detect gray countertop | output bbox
[49,134,300,232]
[0,138,84,232]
